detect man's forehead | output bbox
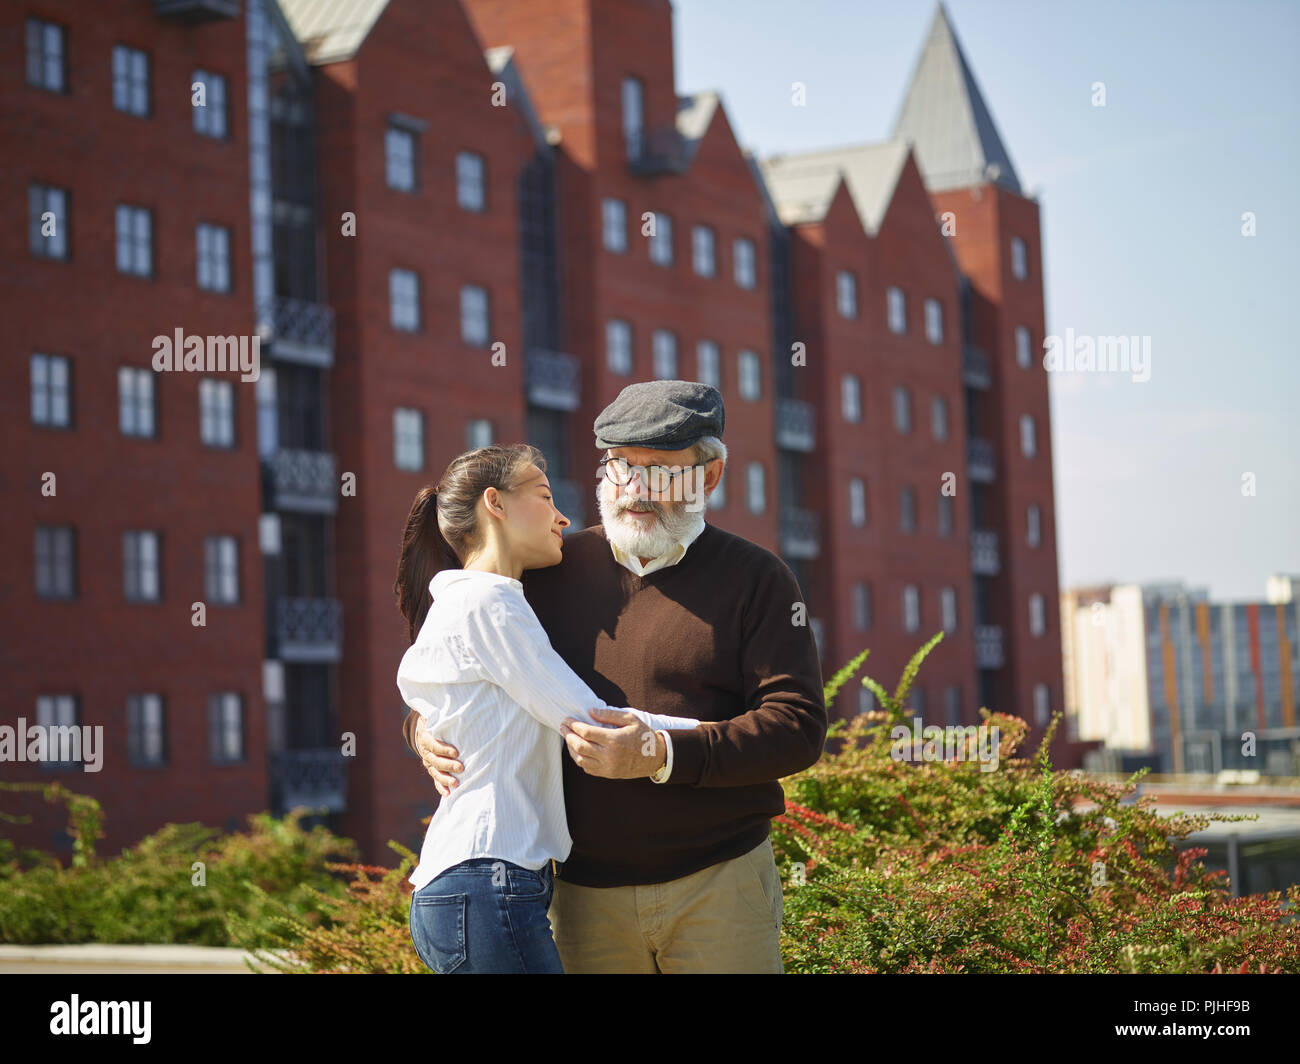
[607,444,694,464]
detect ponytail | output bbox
[394,485,459,644]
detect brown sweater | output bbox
[405,521,827,887]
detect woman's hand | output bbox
[415,715,464,797]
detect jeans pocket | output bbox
[504,865,548,899]
[410,893,468,974]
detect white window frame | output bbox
[737,350,761,400]
[887,286,907,334]
[390,268,420,332]
[196,223,231,293]
[209,692,243,763]
[930,395,948,440]
[29,184,69,259]
[903,585,920,633]
[204,535,240,605]
[622,76,644,161]
[124,530,161,602]
[118,366,155,438]
[394,407,424,472]
[848,477,867,527]
[26,18,66,93]
[733,237,756,289]
[31,353,71,428]
[466,419,493,449]
[115,204,153,277]
[940,587,957,633]
[386,126,416,191]
[691,225,716,276]
[1011,236,1028,280]
[127,693,166,765]
[113,44,150,116]
[456,151,485,211]
[696,339,720,389]
[1020,413,1037,457]
[924,297,942,343]
[649,212,673,266]
[1029,593,1046,637]
[892,386,911,434]
[836,270,857,319]
[746,462,766,514]
[602,198,627,252]
[1033,683,1050,725]
[35,525,76,599]
[460,284,490,346]
[199,378,235,448]
[192,68,227,138]
[652,329,677,379]
[853,582,872,631]
[606,319,633,375]
[842,374,861,423]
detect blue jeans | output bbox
[409,858,563,974]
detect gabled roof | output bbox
[676,91,719,164]
[485,46,551,153]
[757,140,910,235]
[274,0,391,65]
[890,3,1022,194]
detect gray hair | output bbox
[691,435,727,467]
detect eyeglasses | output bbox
[599,456,705,493]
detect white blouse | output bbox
[397,568,700,892]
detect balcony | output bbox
[967,437,996,483]
[154,0,239,22]
[270,749,347,815]
[526,349,581,411]
[775,398,816,453]
[780,507,821,560]
[265,449,337,514]
[970,529,1000,576]
[962,345,992,389]
[260,295,335,368]
[627,126,690,176]
[974,625,1005,669]
[274,597,342,664]
[551,479,585,531]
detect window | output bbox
[836,270,857,318]
[622,76,644,161]
[938,495,954,538]
[456,151,485,210]
[196,223,231,292]
[255,368,277,458]
[115,205,153,277]
[858,687,875,715]
[466,419,493,449]
[602,198,627,252]
[1011,236,1028,280]
[733,237,756,289]
[696,340,720,389]
[924,297,942,343]
[652,329,677,379]
[209,693,244,763]
[848,477,867,527]
[199,378,235,448]
[1020,414,1037,457]
[118,367,156,438]
[35,526,76,599]
[192,69,227,138]
[900,486,916,532]
[26,18,66,92]
[460,284,490,346]
[127,694,166,766]
[841,374,861,423]
[29,184,69,259]
[853,582,872,631]
[887,286,907,334]
[394,408,424,471]
[903,585,920,633]
[931,396,948,440]
[204,536,240,605]
[123,530,161,602]
[649,212,673,266]
[945,685,962,726]
[892,386,911,434]
[36,695,77,768]
[1029,593,1046,637]
[746,462,766,514]
[113,45,150,116]
[31,354,71,428]
[606,320,633,375]
[691,225,715,276]
[1015,325,1032,369]
[386,126,416,191]
[737,350,761,400]
[941,587,957,632]
[1032,683,1050,726]
[1027,503,1042,547]
[390,269,420,331]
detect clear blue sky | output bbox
[672,0,1299,601]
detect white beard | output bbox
[596,481,705,560]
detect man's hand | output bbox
[414,714,464,798]
[561,708,667,779]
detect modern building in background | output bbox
[3,0,1079,865]
[1062,579,1300,776]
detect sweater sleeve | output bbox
[461,584,700,736]
[664,554,827,786]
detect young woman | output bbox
[393,443,699,974]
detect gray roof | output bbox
[757,140,910,234]
[485,46,552,153]
[890,3,1022,195]
[676,91,719,163]
[275,0,391,65]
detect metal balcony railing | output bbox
[967,437,996,483]
[526,349,580,411]
[274,597,343,664]
[265,449,337,514]
[780,507,820,560]
[962,345,992,389]
[970,528,1000,576]
[260,295,335,367]
[627,126,690,176]
[974,624,1005,669]
[775,398,816,453]
[270,749,347,814]
[154,0,239,22]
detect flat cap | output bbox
[593,379,725,451]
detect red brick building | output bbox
[1,0,1078,865]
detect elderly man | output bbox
[401,380,826,973]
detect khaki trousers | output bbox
[547,837,785,973]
